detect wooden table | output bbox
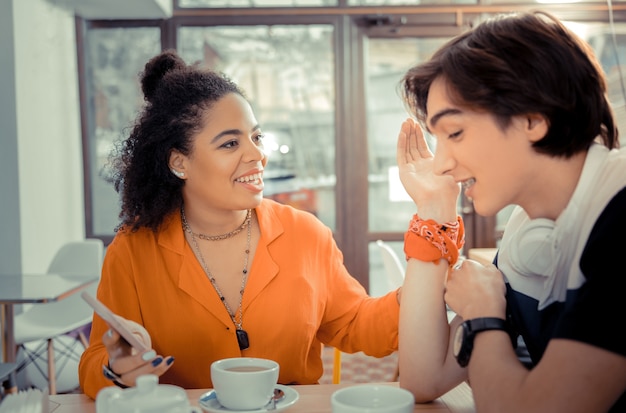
[48,382,475,412]
[0,274,97,362]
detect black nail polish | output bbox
[151,357,163,367]
[167,357,175,366]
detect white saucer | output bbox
[198,384,299,412]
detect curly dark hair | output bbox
[106,49,246,232]
[401,11,618,158]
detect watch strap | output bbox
[456,317,509,367]
[466,317,507,334]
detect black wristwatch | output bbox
[453,317,509,367]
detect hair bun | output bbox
[141,49,186,102]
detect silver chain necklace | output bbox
[181,207,252,350]
[190,209,252,241]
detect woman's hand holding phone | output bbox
[82,292,175,387]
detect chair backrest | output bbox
[375,240,405,291]
[14,239,105,344]
[47,239,104,279]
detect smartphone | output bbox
[81,291,149,352]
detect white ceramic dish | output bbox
[198,384,299,412]
[331,384,415,413]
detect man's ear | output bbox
[526,113,549,143]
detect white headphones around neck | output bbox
[506,218,556,278]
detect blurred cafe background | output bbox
[3,0,626,301]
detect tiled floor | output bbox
[319,346,398,384]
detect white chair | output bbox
[375,240,404,381]
[375,240,405,291]
[13,239,104,394]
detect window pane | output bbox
[178,25,337,229]
[488,0,613,2]
[85,28,161,236]
[366,37,450,232]
[348,0,474,5]
[178,0,337,7]
[580,22,626,148]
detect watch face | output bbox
[453,324,464,357]
[453,318,508,367]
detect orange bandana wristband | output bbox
[404,215,465,267]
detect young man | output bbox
[397,11,626,413]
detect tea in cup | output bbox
[331,384,415,413]
[210,357,279,410]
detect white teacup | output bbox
[96,375,201,413]
[210,357,279,410]
[331,384,415,413]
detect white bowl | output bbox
[331,384,415,413]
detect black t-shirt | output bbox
[504,187,626,412]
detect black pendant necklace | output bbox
[236,329,250,350]
[182,207,252,350]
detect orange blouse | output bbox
[78,199,400,399]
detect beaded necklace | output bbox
[181,207,252,350]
